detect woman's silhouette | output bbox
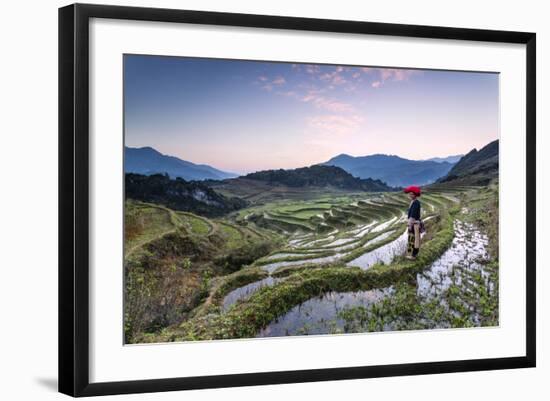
[404,185,422,260]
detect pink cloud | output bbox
[272,76,286,85]
[305,64,321,74]
[308,114,364,136]
[277,90,297,98]
[368,68,420,88]
[320,99,354,112]
[379,68,419,82]
[332,75,346,85]
[300,91,354,112]
[381,69,394,81]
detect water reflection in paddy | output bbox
[258,218,495,336]
[417,220,489,298]
[223,276,285,311]
[346,229,407,270]
[257,288,394,337]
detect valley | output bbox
[124,177,499,343]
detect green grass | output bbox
[457,182,499,259]
[218,222,246,248]
[264,213,315,231]
[124,201,176,256]
[177,212,212,235]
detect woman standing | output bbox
[404,186,422,260]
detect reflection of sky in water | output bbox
[346,229,407,270]
[261,253,345,274]
[417,220,489,298]
[264,250,326,260]
[223,276,285,311]
[257,288,394,337]
[371,217,398,232]
[324,237,358,247]
[350,220,378,238]
[258,218,494,336]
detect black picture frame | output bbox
[59,3,536,397]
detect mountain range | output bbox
[438,140,498,185]
[125,145,495,188]
[125,146,237,181]
[321,154,455,187]
[426,155,464,164]
[124,142,498,215]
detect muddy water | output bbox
[257,288,394,337]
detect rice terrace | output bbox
[123,55,500,344]
[124,150,499,343]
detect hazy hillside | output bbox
[244,165,394,192]
[322,154,454,186]
[125,173,246,216]
[125,146,237,181]
[426,155,463,164]
[438,140,498,185]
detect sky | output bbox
[124,54,499,175]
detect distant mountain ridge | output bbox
[322,154,454,187]
[125,146,237,181]
[244,165,395,192]
[426,155,464,164]
[438,140,498,185]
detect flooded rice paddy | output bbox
[257,288,394,337]
[346,229,406,270]
[223,276,285,311]
[258,217,497,336]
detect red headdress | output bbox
[403,185,421,196]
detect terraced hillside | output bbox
[124,182,499,343]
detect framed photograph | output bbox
[59,3,536,397]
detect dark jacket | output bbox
[407,199,421,220]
